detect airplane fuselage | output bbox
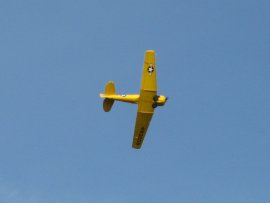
[100,93,167,107]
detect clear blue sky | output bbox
[1,0,270,202]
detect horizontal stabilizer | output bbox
[103,98,114,112]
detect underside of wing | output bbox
[140,50,157,92]
[132,112,153,149]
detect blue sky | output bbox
[0,0,270,202]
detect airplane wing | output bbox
[132,50,158,149]
[140,50,157,92]
[132,112,153,149]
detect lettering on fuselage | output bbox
[136,127,145,145]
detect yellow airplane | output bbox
[100,50,168,149]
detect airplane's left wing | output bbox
[132,112,153,149]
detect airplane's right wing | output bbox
[132,112,153,149]
[140,50,157,92]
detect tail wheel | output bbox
[152,103,158,109]
[153,95,159,101]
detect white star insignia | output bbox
[147,65,154,75]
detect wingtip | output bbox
[132,145,141,149]
[146,50,155,53]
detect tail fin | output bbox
[100,81,116,112]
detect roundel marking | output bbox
[147,64,154,75]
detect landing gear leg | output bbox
[153,95,159,102]
[152,103,158,108]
